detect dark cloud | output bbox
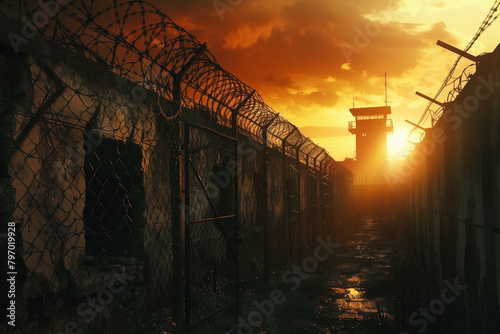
[264,75,297,89]
[3,0,475,160]
[140,0,455,103]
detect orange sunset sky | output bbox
[14,0,497,161]
[149,0,499,161]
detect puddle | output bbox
[256,217,404,333]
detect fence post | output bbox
[170,72,183,330]
[171,43,207,331]
[319,153,329,236]
[305,153,311,245]
[261,114,280,287]
[313,148,324,237]
[332,164,338,223]
[282,127,296,265]
[295,137,308,257]
[231,90,254,314]
[329,164,334,232]
[262,127,269,287]
[323,159,328,235]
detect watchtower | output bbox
[348,106,393,176]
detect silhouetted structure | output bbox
[349,106,393,173]
[343,106,392,216]
[391,42,500,333]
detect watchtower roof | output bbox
[349,106,391,117]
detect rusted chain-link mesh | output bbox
[0,1,353,333]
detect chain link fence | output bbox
[0,1,353,333]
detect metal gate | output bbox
[183,122,239,333]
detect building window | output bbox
[362,133,367,137]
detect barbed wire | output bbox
[407,0,500,142]
[0,0,351,176]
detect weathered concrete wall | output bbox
[392,43,500,332]
[3,43,166,331]
[0,25,354,334]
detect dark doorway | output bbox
[83,136,144,258]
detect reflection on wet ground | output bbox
[261,217,406,333]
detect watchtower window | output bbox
[356,115,385,120]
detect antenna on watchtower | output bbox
[381,72,388,106]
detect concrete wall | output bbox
[0,34,353,334]
[392,43,500,333]
[1,43,170,332]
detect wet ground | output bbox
[256,217,407,334]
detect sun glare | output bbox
[388,131,410,161]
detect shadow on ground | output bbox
[247,217,407,334]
